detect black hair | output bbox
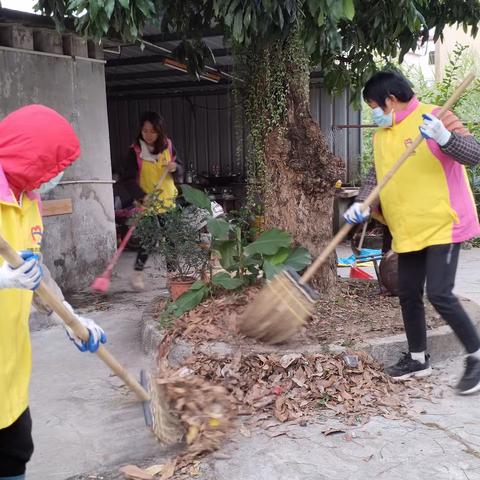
[363,70,415,108]
[136,111,168,154]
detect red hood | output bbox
[0,105,80,194]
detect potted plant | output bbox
[134,202,210,300]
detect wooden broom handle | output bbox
[0,236,150,402]
[300,72,476,284]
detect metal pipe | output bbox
[140,39,172,55]
[58,180,116,185]
[332,124,377,129]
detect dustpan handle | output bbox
[300,72,476,284]
[353,222,368,267]
[0,235,150,402]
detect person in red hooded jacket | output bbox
[0,105,107,480]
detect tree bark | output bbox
[263,36,344,293]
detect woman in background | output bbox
[114,111,183,291]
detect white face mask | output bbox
[36,171,64,195]
[372,106,393,128]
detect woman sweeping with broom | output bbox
[0,105,106,479]
[114,111,183,291]
[344,70,480,394]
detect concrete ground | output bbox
[203,359,480,480]
[27,248,480,479]
[28,251,174,479]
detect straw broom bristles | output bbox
[238,269,317,344]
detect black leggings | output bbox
[0,409,34,477]
[134,215,174,272]
[398,243,480,354]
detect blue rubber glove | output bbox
[344,202,370,224]
[0,250,43,290]
[63,302,107,353]
[419,113,451,146]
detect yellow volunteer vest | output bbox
[139,147,177,213]
[374,102,476,253]
[0,194,42,429]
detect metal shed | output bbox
[103,31,362,196]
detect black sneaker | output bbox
[457,356,480,395]
[385,353,432,380]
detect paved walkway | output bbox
[27,248,480,479]
[28,252,174,479]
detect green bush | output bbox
[163,187,313,319]
[133,191,209,280]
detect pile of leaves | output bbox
[179,350,423,426]
[140,349,432,479]
[153,279,444,348]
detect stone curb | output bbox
[140,297,166,356]
[141,296,480,366]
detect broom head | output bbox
[90,275,111,293]
[238,267,319,344]
[140,369,183,444]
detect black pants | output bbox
[0,409,34,477]
[398,243,480,354]
[134,215,174,272]
[135,247,175,272]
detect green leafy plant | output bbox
[133,192,209,280]
[161,187,312,318]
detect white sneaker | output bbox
[130,271,145,291]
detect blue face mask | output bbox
[36,171,64,195]
[372,106,393,128]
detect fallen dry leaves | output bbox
[181,350,422,425]
[151,363,236,479]
[309,279,443,344]
[152,279,442,348]
[143,349,432,479]
[137,280,438,479]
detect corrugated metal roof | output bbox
[104,26,233,97]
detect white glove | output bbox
[419,113,451,146]
[0,251,43,290]
[344,202,370,224]
[63,301,107,353]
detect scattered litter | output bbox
[144,465,165,476]
[119,465,153,480]
[148,281,436,478]
[239,425,252,437]
[343,354,359,368]
[323,428,346,436]
[181,351,424,426]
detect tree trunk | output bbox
[263,35,344,293]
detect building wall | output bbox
[403,37,436,82]
[309,85,361,183]
[0,47,116,291]
[435,26,480,80]
[107,85,361,184]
